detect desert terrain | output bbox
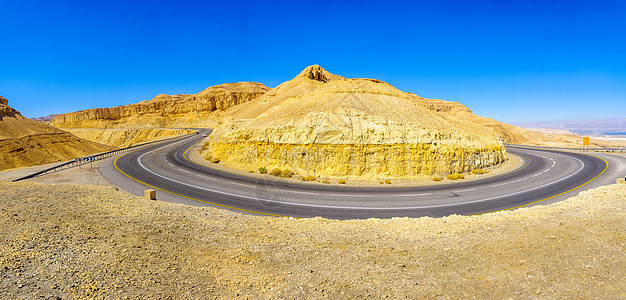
[0,96,112,171]
[1,66,624,298]
[0,178,624,298]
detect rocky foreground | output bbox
[0,182,624,298]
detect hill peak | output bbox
[296,65,341,82]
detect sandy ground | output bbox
[0,181,624,298]
[0,160,113,186]
[190,137,525,187]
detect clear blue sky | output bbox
[1,0,625,123]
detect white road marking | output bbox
[394,193,432,197]
[454,188,477,193]
[327,194,375,197]
[132,140,585,210]
[489,182,508,187]
[291,191,317,195]
[509,178,527,183]
[229,182,250,187]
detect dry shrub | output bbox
[280,169,294,178]
[269,168,282,177]
[205,155,212,161]
[433,177,442,181]
[447,174,465,180]
[471,169,488,175]
[301,175,316,182]
[385,179,391,184]
[337,179,347,184]
[211,157,220,164]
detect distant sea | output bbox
[573,130,626,137]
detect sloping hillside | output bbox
[0,96,112,171]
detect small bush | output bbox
[337,179,347,184]
[211,158,220,164]
[280,169,294,178]
[259,167,267,174]
[248,170,255,173]
[385,179,391,184]
[301,175,316,181]
[205,155,212,161]
[200,142,210,151]
[379,180,385,184]
[433,177,442,181]
[322,179,330,184]
[447,174,465,180]
[269,168,282,177]
[471,169,488,175]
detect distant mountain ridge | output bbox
[517,119,626,133]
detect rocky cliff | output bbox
[50,82,270,128]
[0,97,112,171]
[207,66,508,178]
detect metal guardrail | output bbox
[12,130,201,182]
[506,143,626,152]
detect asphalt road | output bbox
[99,130,620,219]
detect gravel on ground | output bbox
[0,181,624,299]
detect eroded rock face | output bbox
[50,82,270,128]
[207,65,508,178]
[0,96,18,115]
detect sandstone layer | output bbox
[50,82,269,129]
[0,97,112,171]
[1,181,623,298]
[208,65,507,178]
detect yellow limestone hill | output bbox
[49,82,269,147]
[51,82,269,129]
[0,96,112,171]
[208,65,508,178]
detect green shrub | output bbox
[337,179,347,184]
[433,177,442,181]
[259,167,267,174]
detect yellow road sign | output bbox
[583,136,590,146]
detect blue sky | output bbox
[1,0,625,123]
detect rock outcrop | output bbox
[0,97,112,171]
[207,65,508,178]
[50,82,269,128]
